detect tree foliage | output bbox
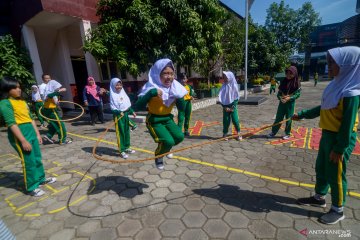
[265,0,321,53]
[84,0,226,76]
[0,35,35,91]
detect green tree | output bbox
[84,0,226,77]
[265,0,321,53]
[0,35,35,92]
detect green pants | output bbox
[146,114,184,156]
[269,86,276,94]
[8,123,45,192]
[314,80,318,87]
[177,100,192,132]
[34,101,45,124]
[271,101,295,135]
[113,111,131,152]
[42,108,67,143]
[315,130,357,207]
[223,107,240,135]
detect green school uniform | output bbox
[297,96,359,207]
[135,88,185,156]
[221,99,241,135]
[177,84,195,133]
[43,92,67,143]
[0,98,45,192]
[112,108,134,152]
[271,88,301,135]
[34,101,45,124]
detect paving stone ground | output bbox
[1,80,360,240]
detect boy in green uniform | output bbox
[0,77,56,197]
[41,74,72,145]
[293,46,360,224]
[136,58,187,169]
[219,71,241,141]
[314,72,319,87]
[267,66,301,140]
[177,73,195,136]
[109,78,137,159]
[269,76,277,94]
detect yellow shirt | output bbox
[8,99,32,125]
[148,96,174,115]
[270,79,277,86]
[320,99,359,132]
[184,85,192,101]
[44,98,57,109]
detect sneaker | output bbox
[267,132,276,138]
[60,139,72,145]
[120,152,129,159]
[184,131,190,136]
[125,149,136,154]
[319,209,345,225]
[166,153,174,159]
[28,188,45,197]
[131,125,137,131]
[40,177,56,185]
[40,124,47,130]
[236,136,242,141]
[223,134,229,141]
[282,135,291,140]
[155,157,164,170]
[297,196,326,208]
[42,135,54,144]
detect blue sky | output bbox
[220,0,358,25]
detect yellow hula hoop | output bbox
[38,100,85,122]
[92,116,292,164]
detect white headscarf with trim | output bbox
[43,80,62,104]
[219,71,240,105]
[110,78,131,111]
[138,58,187,107]
[321,46,360,109]
[31,85,41,102]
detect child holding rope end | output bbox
[110,78,137,159]
[135,58,187,170]
[0,77,56,197]
[293,46,360,225]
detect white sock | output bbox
[331,205,343,213]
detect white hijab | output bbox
[43,80,62,104]
[110,78,132,111]
[321,46,360,109]
[219,71,240,105]
[138,58,187,107]
[31,85,41,102]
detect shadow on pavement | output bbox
[82,146,119,157]
[0,171,25,192]
[193,184,322,217]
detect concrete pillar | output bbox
[21,25,43,85]
[79,20,101,81]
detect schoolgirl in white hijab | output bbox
[110,78,131,111]
[219,71,240,105]
[31,85,42,102]
[321,46,360,109]
[138,58,187,107]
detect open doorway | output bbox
[71,57,88,104]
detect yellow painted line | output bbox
[48,206,66,214]
[68,131,360,198]
[5,192,21,201]
[44,184,59,193]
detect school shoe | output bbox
[40,124,47,130]
[28,188,45,197]
[267,132,276,138]
[131,125,137,131]
[166,153,174,159]
[42,135,54,144]
[125,149,136,154]
[282,135,291,140]
[236,136,242,141]
[120,152,129,159]
[155,157,164,170]
[60,139,72,145]
[223,134,229,141]
[40,177,57,185]
[319,209,345,224]
[297,196,326,208]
